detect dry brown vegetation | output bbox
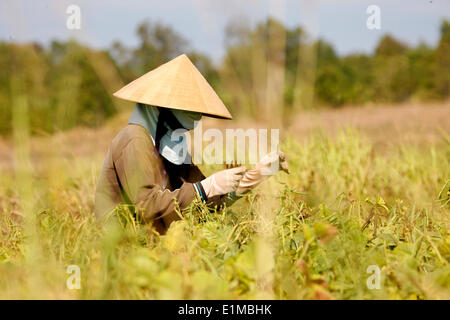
[0,102,448,299]
[1,102,447,172]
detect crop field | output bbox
[0,103,449,299]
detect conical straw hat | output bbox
[113,54,232,119]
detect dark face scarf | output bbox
[154,107,184,151]
[155,108,198,190]
[128,103,202,165]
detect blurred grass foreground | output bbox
[0,17,449,299]
[0,124,449,299]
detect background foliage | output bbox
[0,18,449,134]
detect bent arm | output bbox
[114,137,197,227]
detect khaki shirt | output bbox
[94,124,220,233]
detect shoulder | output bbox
[118,124,151,140]
[111,124,155,158]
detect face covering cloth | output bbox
[128,103,202,165]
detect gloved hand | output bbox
[236,151,289,195]
[200,166,247,198]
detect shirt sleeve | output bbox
[185,163,232,208]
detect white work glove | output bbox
[236,151,289,195]
[200,166,247,198]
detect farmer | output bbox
[94,54,288,234]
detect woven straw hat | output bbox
[113,54,232,119]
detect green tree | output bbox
[373,35,412,102]
[47,41,116,131]
[0,43,48,134]
[132,21,188,76]
[435,20,450,98]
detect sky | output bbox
[0,0,449,63]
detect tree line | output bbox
[1,18,448,134]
